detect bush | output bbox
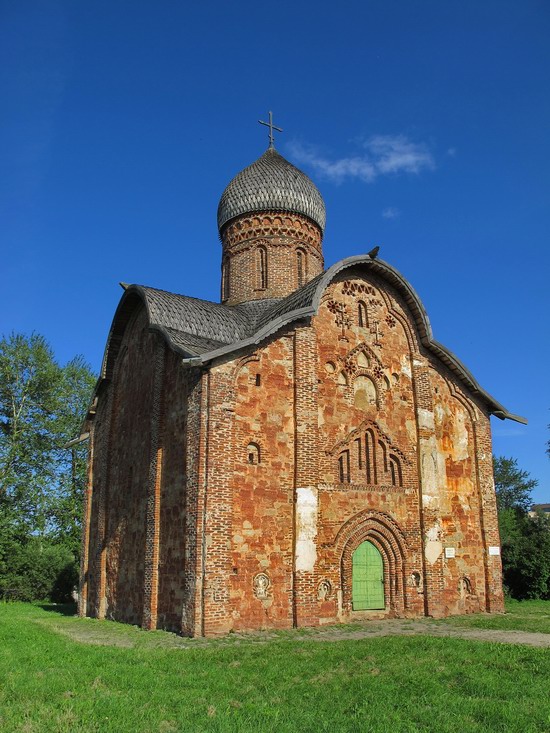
[0,537,78,602]
[500,510,550,600]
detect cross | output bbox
[371,319,384,346]
[258,111,283,149]
[328,300,351,340]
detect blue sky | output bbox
[1,1,549,501]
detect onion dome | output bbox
[217,147,326,234]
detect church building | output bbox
[79,121,524,636]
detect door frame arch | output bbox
[336,511,409,615]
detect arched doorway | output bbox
[352,541,385,610]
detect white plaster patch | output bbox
[426,522,442,542]
[318,406,325,427]
[417,408,435,431]
[425,540,443,565]
[451,409,469,461]
[400,356,412,378]
[295,487,318,572]
[421,447,439,496]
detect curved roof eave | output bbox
[186,255,526,424]
[98,285,203,383]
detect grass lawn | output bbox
[0,603,549,733]
[442,599,550,634]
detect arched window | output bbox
[353,375,377,408]
[379,440,388,473]
[296,248,307,287]
[257,246,268,289]
[365,429,377,484]
[354,437,363,469]
[338,450,350,483]
[247,442,261,465]
[389,455,402,487]
[222,257,230,301]
[358,300,368,328]
[337,371,349,386]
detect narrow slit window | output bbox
[338,450,350,483]
[297,248,306,287]
[379,440,388,474]
[366,429,377,484]
[354,437,362,469]
[258,246,268,289]
[247,443,261,465]
[389,455,402,487]
[222,257,230,301]
[358,300,368,328]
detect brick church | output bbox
[79,122,524,636]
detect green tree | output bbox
[500,511,550,600]
[493,456,538,513]
[50,355,97,555]
[0,334,61,533]
[0,333,95,600]
[493,455,550,600]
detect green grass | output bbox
[443,599,550,634]
[1,603,550,733]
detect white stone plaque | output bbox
[444,547,456,559]
[488,546,501,556]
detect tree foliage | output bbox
[499,509,550,600]
[494,455,550,600]
[493,456,538,513]
[0,333,95,600]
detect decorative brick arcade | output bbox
[79,141,524,635]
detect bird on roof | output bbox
[368,246,380,259]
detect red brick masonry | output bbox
[80,265,504,635]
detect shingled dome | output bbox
[217,147,326,233]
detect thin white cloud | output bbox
[288,135,435,184]
[287,143,377,183]
[382,206,400,219]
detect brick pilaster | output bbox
[142,342,166,629]
[293,325,320,627]
[411,357,443,617]
[96,384,117,620]
[473,414,505,612]
[180,367,203,636]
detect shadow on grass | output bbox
[38,602,77,616]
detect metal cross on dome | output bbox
[258,111,283,149]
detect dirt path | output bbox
[300,619,550,648]
[37,615,550,649]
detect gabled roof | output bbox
[100,256,525,423]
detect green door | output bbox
[352,541,385,610]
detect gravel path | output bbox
[299,619,550,648]
[38,614,550,649]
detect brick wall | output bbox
[83,266,504,635]
[220,211,324,305]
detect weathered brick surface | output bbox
[156,349,191,631]
[83,266,504,635]
[221,211,324,305]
